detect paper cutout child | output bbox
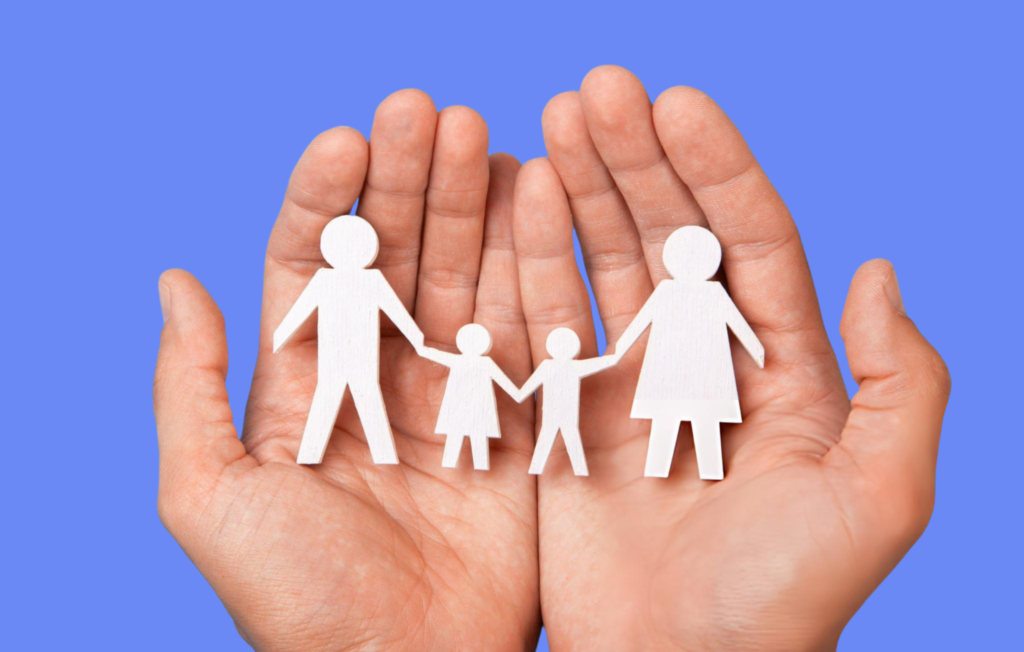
[512,328,617,476]
[273,215,425,465]
[420,324,519,471]
[609,225,764,480]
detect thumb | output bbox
[154,269,248,529]
[830,259,951,521]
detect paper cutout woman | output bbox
[609,226,764,480]
[420,324,520,470]
[514,328,617,476]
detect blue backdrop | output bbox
[2,2,1020,649]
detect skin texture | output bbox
[154,70,950,651]
[515,66,950,651]
[154,92,539,651]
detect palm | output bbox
[222,338,536,649]
[155,91,540,651]
[537,362,864,649]
[512,67,948,651]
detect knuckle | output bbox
[525,301,588,327]
[475,299,524,327]
[425,189,488,219]
[720,221,799,265]
[585,247,646,273]
[419,265,478,291]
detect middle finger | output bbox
[356,89,438,312]
[414,106,491,348]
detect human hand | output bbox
[154,92,539,650]
[511,66,950,651]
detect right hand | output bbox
[511,66,950,651]
[154,91,540,650]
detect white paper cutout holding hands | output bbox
[609,226,764,480]
[512,328,617,476]
[272,217,762,480]
[420,324,519,471]
[273,215,425,465]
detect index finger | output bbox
[261,126,369,350]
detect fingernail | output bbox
[884,267,905,316]
[159,278,172,324]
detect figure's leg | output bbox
[297,381,347,464]
[442,434,465,468]
[529,425,559,475]
[469,433,490,471]
[562,427,589,477]
[349,382,398,464]
[644,419,681,478]
[691,419,724,481]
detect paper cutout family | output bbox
[274,216,764,480]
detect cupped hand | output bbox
[511,66,950,651]
[154,92,540,651]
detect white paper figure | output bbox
[513,328,617,476]
[609,226,764,480]
[273,215,425,465]
[420,324,519,471]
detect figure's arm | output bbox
[721,287,765,368]
[575,354,619,378]
[511,364,546,403]
[488,359,522,400]
[375,271,425,351]
[273,272,322,353]
[610,288,657,362]
[418,346,457,367]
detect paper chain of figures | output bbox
[274,215,765,480]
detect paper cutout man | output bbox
[420,324,519,471]
[609,226,764,480]
[514,328,617,476]
[273,215,425,465]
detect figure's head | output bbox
[320,215,379,269]
[662,225,721,280]
[546,327,581,360]
[456,323,492,356]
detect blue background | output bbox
[2,2,1020,649]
